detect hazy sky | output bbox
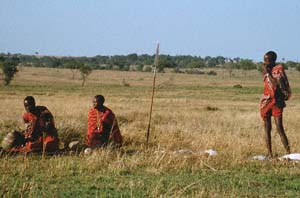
[0,0,299,61]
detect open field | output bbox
[1,67,300,197]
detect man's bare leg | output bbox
[274,116,290,154]
[264,113,273,158]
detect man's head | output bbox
[24,96,36,113]
[93,95,105,109]
[264,51,277,66]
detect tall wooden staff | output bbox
[146,42,160,145]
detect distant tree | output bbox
[0,57,19,85]
[285,61,297,69]
[216,56,226,65]
[157,57,177,72]
[256,62,263,72]
[127,53,138,64]
[64,61,82,80]
[139,54,153,65]
[79,64,92,86]
[233,57,241,63]
[122,64,130,71]
[157,58,167,72]
[110,55,127,70]
[280,63,289,70]
[0,56,4,63]
[175,55,199,68]
[186,60,205,68]
[105,64,113,70]
[204,56,218,67]
[296,63,300,72]
[42,57,62,68]
[135,64,143,72]
[94,55,110,65]
[223,62,235,77]
[238,59,256,76]
[143,65,152,72]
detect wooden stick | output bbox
[146,42,160,145]
[108,118,116,142]
[42,131,46,160]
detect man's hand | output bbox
[261,63,270,74]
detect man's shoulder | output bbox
[274,64,284,70]
[36,105,48,110]
[88,107,114,115]
[88,108,96,113]
[88,108,98,117]
[104,106,113,114]
[36,106,49,112]
[36,106,53,117]
[272,64,285,74]
[23,112,33,119]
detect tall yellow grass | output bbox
[2,67,300,164]
[1,67,300,196]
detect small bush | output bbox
[135,64,144,72]
[172,67,184,73]
[121,78,130,87]
[205,106,220,111]
[206,70,217,76]
[185,69,205,75]
[233,84,243,88]
[0,59,19,85]
[143,65,152,72]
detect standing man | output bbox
[260,51,291,158]
[1,96,59,153]
[86,95,123,148]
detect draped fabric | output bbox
[86,106,122,147]
[260,64,291,118]
[10,106,59,152]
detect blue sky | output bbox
[0,0,299,61]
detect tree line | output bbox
[1,53,300,85]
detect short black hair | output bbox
[24,96,35,105]
[94,95,105,105]
[265,51,277,62]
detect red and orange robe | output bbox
[10,106,59,153]
[260,64,291,119]
[86,106,122,148]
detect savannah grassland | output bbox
[1,66,300,197]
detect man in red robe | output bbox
[2,96,59,153]
[260,51,291,158]
[86,95,123,148]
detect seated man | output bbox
[1,96,59,153]
[86,95,123,148]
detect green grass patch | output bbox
[1,155,300,197]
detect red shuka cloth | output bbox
[260,64,291,119]
[10,106,59,153]
[86,106,122,147]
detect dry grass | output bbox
[1,67,300,197]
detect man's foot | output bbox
[84,147,92,155]
[266,153,274,159]
[286,147,291,154]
